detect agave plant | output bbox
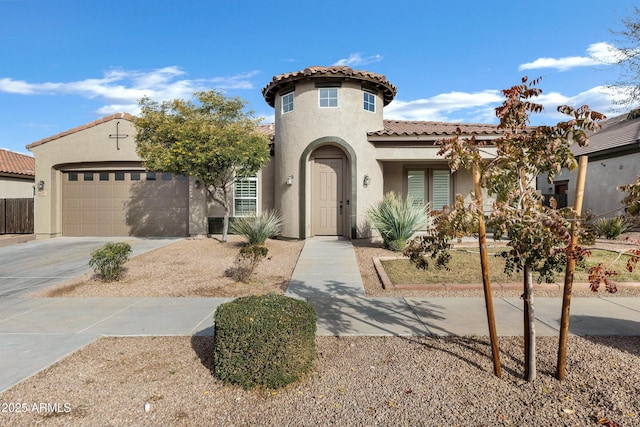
[230,210,284,245]
[592,215,634,240]
[367,192,432,251]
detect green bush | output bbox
[592,215,634,239]
[367,192,432,251]
[230,210,283,245]
[213,294,317,390]
[88,242,132,281]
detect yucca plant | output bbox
[367,192,432,251]
[592,215,634,240]
[230,210,283,245]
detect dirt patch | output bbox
[31,236,304,298]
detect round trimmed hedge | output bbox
[213,294,317,390]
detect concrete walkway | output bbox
[0,236,639,393]
[286,237,365,298]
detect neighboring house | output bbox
[537,110,640,218]
[0,148,35,198]
[27,66,501,240]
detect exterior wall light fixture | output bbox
[286,175,294,185]
[363,175,370,187]
[37,180,45,191]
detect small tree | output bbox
[406,77,605,381]
[134,90,271,242]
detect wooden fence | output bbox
[0,198,34,234]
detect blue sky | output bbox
[1,0,638,155]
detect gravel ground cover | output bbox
[1,335,638,426]
[1,233,639,426]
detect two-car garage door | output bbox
[62,170,189,237]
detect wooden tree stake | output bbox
[473,162,502,378]
[556,155,588,380]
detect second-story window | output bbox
[319,88,338,108]
[363,91,375,112]
[282,92,294,114]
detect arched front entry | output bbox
[299,137,357,238]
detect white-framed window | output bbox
[407,169,451,211]
[282,92,294,114]
[234,174,258,216]
[363,91,375,112]
[319,88,338,108]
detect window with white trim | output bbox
[234,174,258,216]
[282,92,294,114]
[407,169,451,211]
[319,88,338,108]
[363,91,375,112]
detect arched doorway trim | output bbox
[299,137,357,238]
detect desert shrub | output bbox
[88,242,132,281]
[226,244,269,283]
[213,294,317,390]
[230,210,283,245]
[367,192,432,251]
[592,215,634,239]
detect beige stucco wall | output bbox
[0,177,34,198]
[541,152,640,217]
[28,119,141,239]
[273,80,385,238]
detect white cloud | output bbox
[0,67,259,115]
[519,42,624,72]
[384,90,503,122]
[382,85,638,126]
[333,53,383,67]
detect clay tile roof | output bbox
[369,120,503,137]
[262,65,397,107]
[0,148,35,177]
[572,111,640,156]
[26,113,134,150]
[256,123,275,139]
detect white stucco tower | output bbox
[262,66,397,239]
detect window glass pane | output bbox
[364,92,375,112]
[176,175,188,181]
[115,172,125,181]
[161,172,173,181]
[83,172,93,181]
[146,172,156,181]
[282,92,294,113]
[319,88,338,108]
[432,170,451,211]
[68,172,78,182]
[234,200,257,217]
[99,172,109,181]
[407,171,425,207]
[233,175,258,216]
[130,172,141,181]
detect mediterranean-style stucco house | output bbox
[27,66,501,240]
[537,109,640,218]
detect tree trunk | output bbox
[523,264,536,381]
[222,211,229,242]
[472,162,502,378]
[556,155,588,380]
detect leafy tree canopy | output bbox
[134,90,271,240]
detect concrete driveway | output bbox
[0,237,181,297]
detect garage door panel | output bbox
[63,171,188,237]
